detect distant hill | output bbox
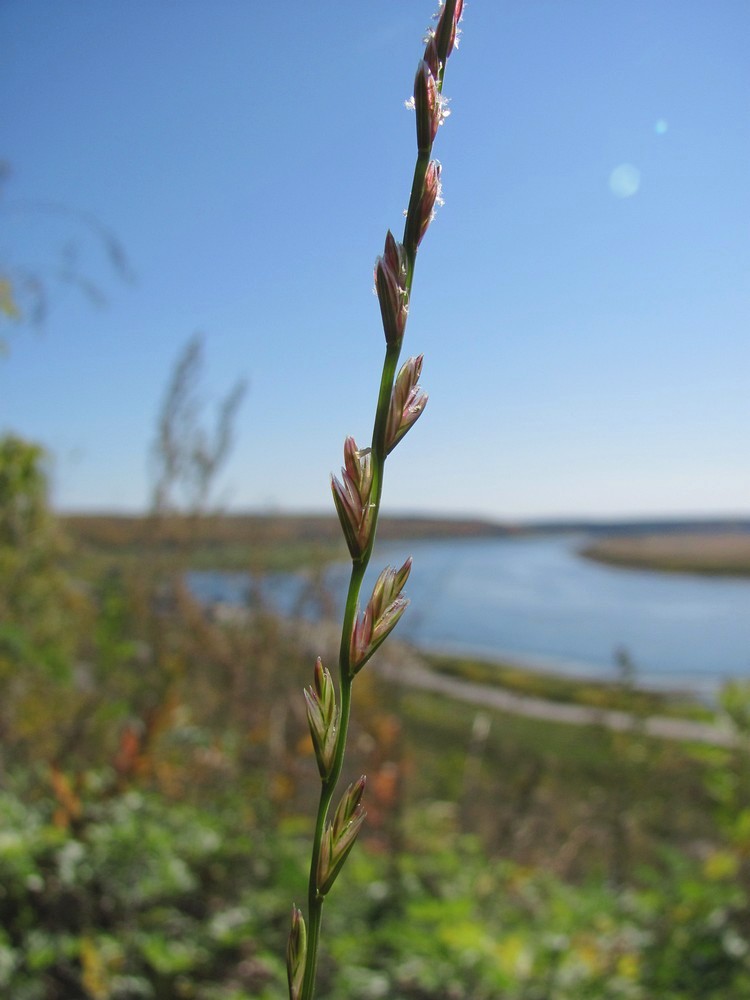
[61,511,511,548]
[61,510,750,543]
[60,511,512,573]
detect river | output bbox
[188,533,750,696]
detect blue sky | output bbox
[1,1,748,520]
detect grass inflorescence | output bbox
[287,5,465,998]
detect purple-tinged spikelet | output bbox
[413,60,440,153]
[304,658,338,779]
[349,558,412,674]
[317,778,367,896]
[331,437,374,559]
[375,231,409,346]
[435,0,463,63]
[423,33,440,79]
[386,355,428,454]
[286,906,307,1000]
[416,160,442,246]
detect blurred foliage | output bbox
[2,790,749,999]
[0,160,134,350]
[0,436,92,766]
[150,334,246,517]
[0,436,79,657]
[1,432,750,997]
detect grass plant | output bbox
[287,4,465,997]
[6,6,750,996]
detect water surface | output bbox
[189,534,750,695]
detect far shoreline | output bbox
[62,510,750,580]
[580,531,750,579]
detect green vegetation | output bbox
[3,436,750,998]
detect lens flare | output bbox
[609,163,641,198]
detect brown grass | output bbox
[581,532,750,577]
[61,512,509,573]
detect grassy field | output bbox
[581,531,750,577]
[369,663,721,875]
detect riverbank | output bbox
[380,654,736,748]
[581,531,750,577]
[290,619,733,745]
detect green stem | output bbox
[300,337,400,998]
[301,652,354,1000]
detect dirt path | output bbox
[377,658,738,747]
